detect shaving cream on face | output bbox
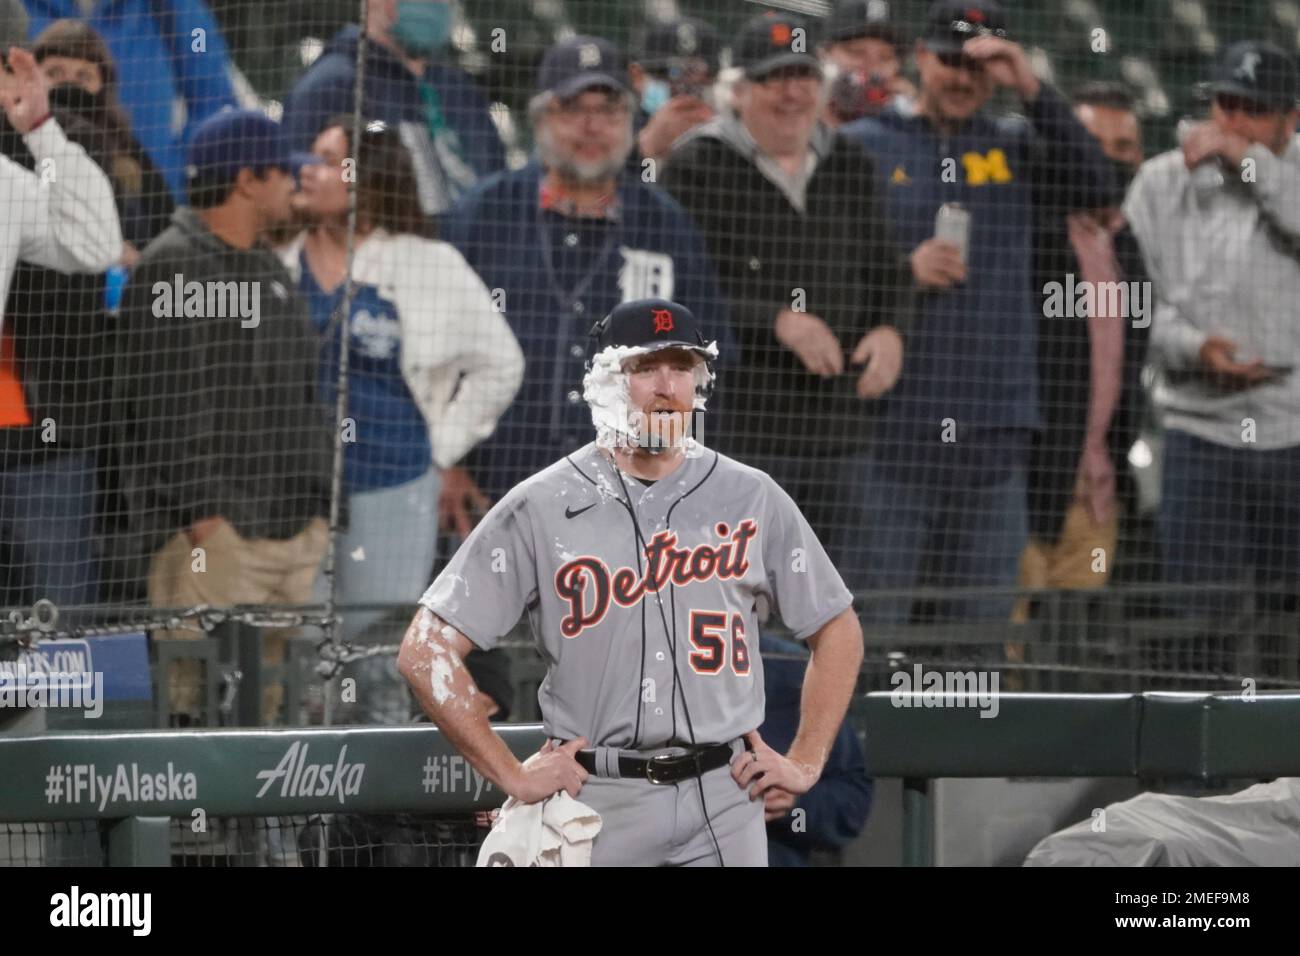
[582,343,718,452]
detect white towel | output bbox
[477,791,602,867]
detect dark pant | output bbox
[0,452,99,611]
[747,429,1030,625]
[1159,429,1300,617]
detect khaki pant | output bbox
[149,517,328,723]
[1008,503,1118,682]
[1016,501,1118,602]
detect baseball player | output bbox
[397,297,864,866]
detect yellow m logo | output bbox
[961,149,1013,185]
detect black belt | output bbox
[574,741,736,785]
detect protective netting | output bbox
[0,820,106,866]
[0,0,1298,730]
[169,813,485,867]
[0,816,485,866]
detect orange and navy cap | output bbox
[732,11,822,81]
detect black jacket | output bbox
[1029,201,1150,542]
[108,207,334,579]
[660,117,912,459]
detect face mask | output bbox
[828,70,892,123]
[640,77,671,115]
[48,83,104,119]
[1110,157,1137,194]
[391,1,451,58]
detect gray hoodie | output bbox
[1123,135,1300,449]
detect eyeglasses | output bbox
[1214,94,1277,118]
[548,98,631,122]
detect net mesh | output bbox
[0,820,107,866]
[0,817,485,866]
[0,0,1296,726]
[169,813,485,867]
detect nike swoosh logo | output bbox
[565,503,597,520]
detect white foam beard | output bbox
[582,342,719,456]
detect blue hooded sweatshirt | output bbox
[25,0,238,202]
[283,24,505,216]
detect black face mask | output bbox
[47,83,104,120]
[1110,157,1138,195]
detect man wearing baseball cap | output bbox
[628,17,720,164]
[401,297,864,866]
[284,0,504,218]
[111,108,334,723]
[1123,41,1300,623]
[840,0,1115,628]
[660,9,910,602]
[435,36,731,532]
[820,0,916,124]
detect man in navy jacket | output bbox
[436,36,730,521]
[283,0,504,219]
[842,0,1115,627]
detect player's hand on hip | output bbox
[775,308,844,378]
[438,466,490,538]
[732,730,818,801]
[506,737,590,804]
[762,788,797,823]
[850,325,903,399]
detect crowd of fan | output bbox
[0,0,1296,868]
[0,1,1297,729]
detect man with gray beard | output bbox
[436,36,731,526]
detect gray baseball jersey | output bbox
[419,441,853,749]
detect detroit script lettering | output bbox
[555,519,759,638]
